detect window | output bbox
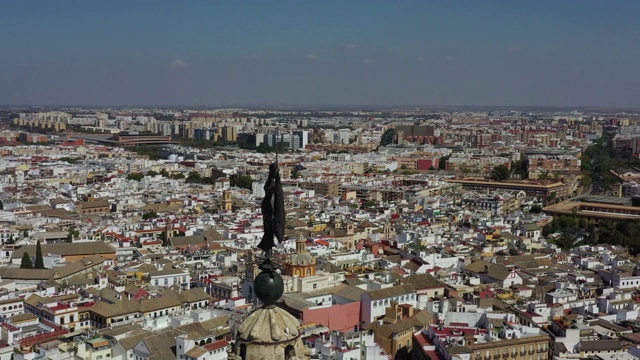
[313,284,317,289]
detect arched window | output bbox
[285,345,296,360]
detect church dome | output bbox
[288,252,314,266]
[237,306,300,343]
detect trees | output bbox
[128,145,164,160]
[538,170,552,180]
[186,171,202,182]
[511,158,529,179]
[231,175,253,190]
[543,215,640,255]
[60,157,80,164]
[142,211,158,220]
[530,205,542,214]
[67,227,80,242]
[126,173,144,181]
[579,172,593,188]
[439,155,450,170]
[378,129,396,148]
[34,240,45,269]
[489,165,511,181]
[20,252,33,269]
[554,232,576,250]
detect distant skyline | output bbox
[1,1,640,107]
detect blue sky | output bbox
[1,1,639,107]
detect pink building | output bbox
[301,302,361,332]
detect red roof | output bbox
[413,331,446,360]
[204,339,229,351]
[48,303,71,311]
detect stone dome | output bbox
[237,306,300,343]
[288,252,314,266]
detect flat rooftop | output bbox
[576,195,631,206]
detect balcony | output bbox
[528,350,535,355]
[520,351,527,356]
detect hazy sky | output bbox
[1,1,639,107]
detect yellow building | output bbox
[284,238,316,278]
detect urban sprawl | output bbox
[1,107,640,360]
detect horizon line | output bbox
[1,104,640,112]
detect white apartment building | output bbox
[360,284,417,325]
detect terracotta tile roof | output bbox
[401,273,446,290]
[11,241,116,260]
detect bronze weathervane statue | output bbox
[257,134,285,269]
[253,137,286,307]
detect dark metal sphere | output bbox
[254,269,284,306]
